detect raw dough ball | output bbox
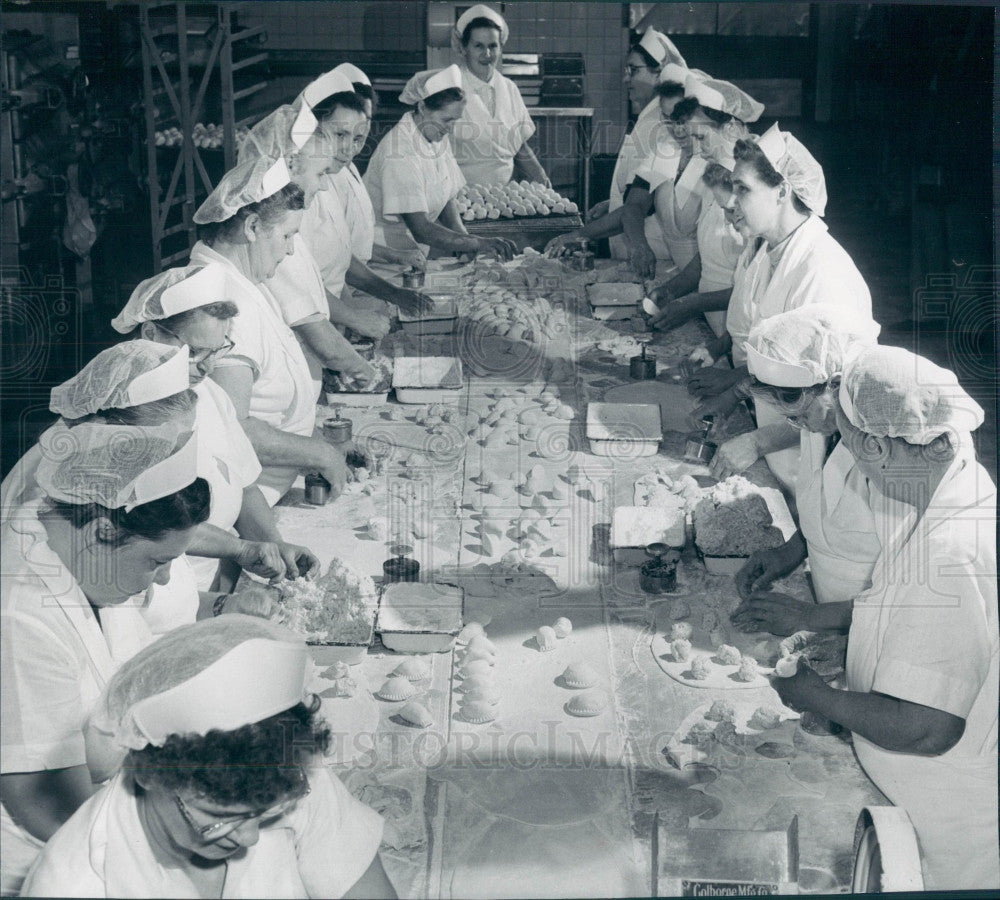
[671,638,692,663]
[736,657,759,682]
[669,622,693,641]
[552,616,573,638]
[705,699,736,723]
[715,644,742,666]
[536,625,558,651]
[689,655,711,680]
[748,705,783,730]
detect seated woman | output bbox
[733,346,997,890]
[363,64,515,260]
[114,265,319,592]
[449,4,549,187]
[714,305,882,604]
[0,422,210,894]
[23,615,395,898]
[190,156,352,506]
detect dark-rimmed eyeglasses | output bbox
[155,322,235,365]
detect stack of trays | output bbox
[586,283,644,321]
[392,356,464,403]
[586,402,663,458]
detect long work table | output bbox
[269,256,885,898]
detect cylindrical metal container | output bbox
[322,416,353,445]
[683,434,717,464]
[629,354,656,380]
[304,473,331,505]
[401,268,425,288]
[382,556,420,583]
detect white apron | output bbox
[608,98,663,259]
[331,163,376,263]
[452,66,535,186]
[846,453,998,890]
[696,198,744,336]
[298,183,353,301]
[795,433,881,603]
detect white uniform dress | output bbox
[633,147,705,270]
[0,502,153,895]
[695,197,745,336]
[451,64,535,186]
[191,242,317,506]
[846,451,998,890]
[726,216,872,489]
[22,768,384,898]
[296,185,353,305]
[364,111,466,255]
[608,97,662,259]
[331,162,376,263]
[796,433,882,603]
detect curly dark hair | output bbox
[656,80,685,100]
[126,699,332,808]
[460,16,502,46]
[312,90,366,121]
[197,182,305,246]
[351,81,377,115]
[733,139,811,214]
[422,86,465,111]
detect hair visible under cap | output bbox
[49,476,211,542]
[311,90,366,121]
[461,16,503,45]
[197,182,305,246]
[702,161,733,190]
[656,80,685,100]
[158,300,239,334]
[629,42,661,70]
[98,388,198,427]
[423,86,465,111]
[733,139,810,214]
[668,96,699,124]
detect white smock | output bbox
[0,501,153,895]
[725,238,766,366]
[696,197,744,336]
[633,146,704,269]
[22,768,385,898]
[297,181,353,302]
[846,451,998,891]
[191,241,317,506]
[795,433,882,603]
[363,111,466,255]
[608,97,663,259]
[451,64,535,186]
[331,162,376,263]
[731,216,872,489]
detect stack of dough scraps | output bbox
[456,181,579,220]
[693,475,787,558]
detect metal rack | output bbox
[139,2,267,269]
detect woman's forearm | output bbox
[402,211,478,255]
[234,485,282,543]
[806,600,854,633]
[621,193,653,251]
[240,417,329,471]
[293,319,366,372]
[187,523,245,561]
[0,767,94,842]
[663,255,702,299]
[512,143,548,186]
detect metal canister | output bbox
[401,267,425,288]
[382,556,420,583]
[569,239,595,271]
[304,473,331,505]
[640,543,679,594]
[629,343,656,380]
[683,415,717,464]
[322,406,353,447]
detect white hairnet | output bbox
[112,263,233,333]
[685,74,764,123]
[193,155,291,224]
[746,304,880,387]
[840,346,985,445]
[453,4,508,54]
[399,65,464,105]
[333,62,370,88]
[638,26,686,68]
[754,122,827,217]
[50,341,190,419]
[88,615,306,751]
[35,420,199,510]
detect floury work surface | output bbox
[268,257,885,897]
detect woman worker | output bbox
[363,64,516,260]
[190,156,351,506]
[449,4,549,187]
[113,266,319,591]
[689,124,873,489]
[0,422,210,894]
[722,305,883,605]
[732,346,997,891]
[23,615,395,898]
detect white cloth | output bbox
[647,153,705,270]
[331,163,376,262]
[451,65,535,186]
[22,768,384,898]
[191,242,317,506]
[696,197,745,336]
[725,238,767,366]
[0,501,153,895]
[364,112,466,254]
[846,452,998,891]
[795,434,882,603]
[298,182,354,302]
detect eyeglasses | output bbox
[174,773,311,841]
[155,322,235,365]
[624,64,659,77]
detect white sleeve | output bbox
[379,155,433,216]
[264,238,331,328]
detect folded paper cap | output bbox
[194,156,291,224]
[839,346,984,445]
[659,62,692,85]
[50,341,190,418]
[299,69,354,110]
[400,64,464,105]
[238,98,329,166]
[685,74,764,123]
[746,304,880,388]
[35,421,199,511]
[112,263,233,333]
[332,62,371,88]
[638,26,686,68]
[754,122,827,216]
[455,4,508,43]
[89,615,308,751]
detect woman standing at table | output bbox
[449,4,549,188]
[363,64,515,260]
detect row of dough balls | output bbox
[456,181,580,220]
[154,123,251,149]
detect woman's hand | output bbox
[276,541,320,580]
[235,541,289,583]
[691,389,740,427]
[687,366,743,398]
[476,236,517,261]
[730,591,815,636]
[770,660,828,713]
[393,288,434,317]
[586,199,609,222]
[628,242,657,280]
[393,248,427,270]
[340,356,378,391]
[343,309,391,340]
[544,232,584,258]
[650,297,695,331]
[710,432,761,480]
[317,445,349,498]
[736,543,803,598]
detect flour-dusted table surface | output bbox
[268,257,884,898]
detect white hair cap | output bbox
[50,341,190,419]
[333,62,371,88]
[35,421,199,511]
[88,615,308,751]
[399,64,464,105]
[839,346,985,445]
[637,27,686,67]
[455,4,508,43]
[298,68,355,111]
[746,304,880,388]
[685,74,764,123]
[193,155,291,224]
[753,122,828,217]
[112,263,233,334]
